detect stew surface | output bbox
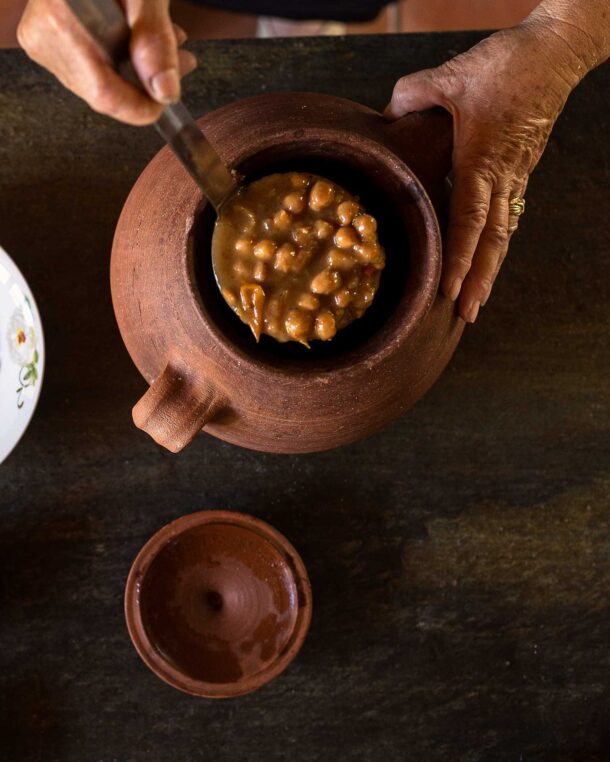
[211,172,385,345]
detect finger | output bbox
[79,61,164,124]
[61,46,193,126]
[383,68,444,120]
[31,19,164,124]
[178,48,197,78]
[18,0,164,124]
[441,166,493,303]
[18,0,87,64]
[459,185,510,321]
[485,176,529,289]
[125,0,181,104]
[487,176,528,287]
[172,23,188,46]
[507,177,529,238]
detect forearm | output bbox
[525,0,610,76]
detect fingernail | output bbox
[464,300,480,323]
[150,67,180,104]
[447,277,463,302]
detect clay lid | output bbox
[124,510,312,698]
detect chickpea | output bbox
[233,204,256,233]
[314,219,334,240]
[292,247,314,273]
[233,260,250,279]
[264,317,281,335]
[337,200,360,225]
[311,269,341,295]
[333,288,352,308]
[353,214,377,239]
[357,285,376,307]
[298,293,320,311]
[326,248,355,271]
[265,297,283,319]
[221,288,238,309]
[283,192,306,214]
[263,300,282,334]
[354,242,382,264]
[315,311,337,341]
[275,243,297,273]
[309,180,334,211]
[253,239,277,262]
[292,225,314,247]
[334,226,359,250]
[361,265,377,282]
[347,273,360,290]
[253,261,268,282]
[285,309,311,341]
[235,238,253,256]
[290,173,310,189]
[273,209,292,232]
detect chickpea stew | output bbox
[211,172,385,346]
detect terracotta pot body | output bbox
[111,93,463,454]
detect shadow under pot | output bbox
[111,92,464,454]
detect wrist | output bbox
[523,2,609,75]
[504,18,583,107]
[516,15,592,95]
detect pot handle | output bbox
[132,358,225,453]
[385,107,453,195]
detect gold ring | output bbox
[509,197,526,216]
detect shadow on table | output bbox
[261,479,410,661]
[0,513,92,760]
[0,513,92,610]
[0,675,63,762]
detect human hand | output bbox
[385,21,584,322]
[17,0,197,125]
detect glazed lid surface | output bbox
[125,510,312,698]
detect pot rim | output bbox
[182,126,443,379]
[124,510,312,698]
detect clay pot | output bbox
[111,92,464,454]
[124,510,312,698]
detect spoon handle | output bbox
[155,101,238,209]
[64,0,238,210]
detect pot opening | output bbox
[191,138,437,370]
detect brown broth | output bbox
[211,172,385,346]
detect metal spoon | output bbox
[64,0,238,211]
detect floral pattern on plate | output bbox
[7,301,40,408]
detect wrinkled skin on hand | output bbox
[386,22,581,322]
[18,0,197,125]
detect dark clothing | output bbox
[186,0,391,22]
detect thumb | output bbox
[384,68,445,120]
[126,0,181,104]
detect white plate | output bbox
[0,245,45,464]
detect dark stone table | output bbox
[1,33,609,762]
